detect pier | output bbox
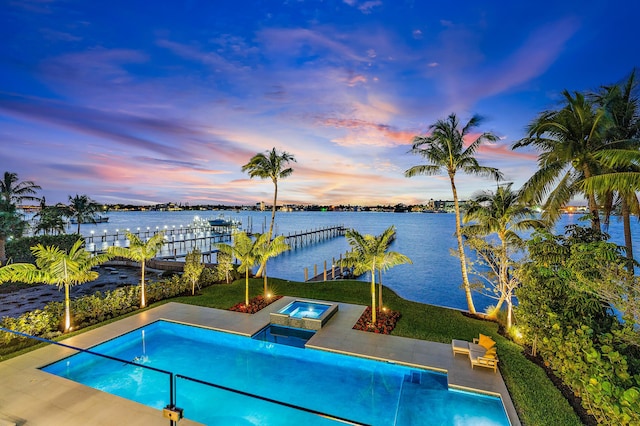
[281,225,346,249]
[304,252,358,282]
[83,219,237,263]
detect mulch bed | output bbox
[352,306,401,334]
[229,295,283,314]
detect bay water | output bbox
[64,210,639,313]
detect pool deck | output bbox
[0,298,521,425]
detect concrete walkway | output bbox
[0,300,521,425]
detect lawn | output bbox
[171,277,583,426]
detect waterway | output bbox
[58,210,639,313]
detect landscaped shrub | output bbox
[0,274,196,356]
[6,234,82,263]
[539,323,640,425]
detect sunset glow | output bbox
[1,0,638,205]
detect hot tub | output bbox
[271,300,338,330]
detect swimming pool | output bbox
[42,321,510,425]
[279,300,331,318]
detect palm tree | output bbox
[255,235,289,296]
[0,239,111,332]
[0,172,41,265]
[512,91,611,231]
[242,148,296,276]
[0,171,41,211]
[34,204,67,235]
[65,194,102,234]
[462,183,546,327]
[405,113,502,314]
[343,226,411,324]
[217,232,270,306]
[108,232,165,308]
[589,70,640,271]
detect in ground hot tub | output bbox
[271,300,338,330]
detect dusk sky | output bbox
[2,0,639,206]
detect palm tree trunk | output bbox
[64,283,71,332]
[76,221,81,235]
[450,175,476,314]
[263,263,268,296]
[269,181,278,239]
[378,269,383,309]
[255,182,278,278]
[245,266,250,306]
[371,265,377,324]
[0,238,6,266]
[621,197,634,273]
[583,167,601,232]
[140,261,146,308]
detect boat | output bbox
[208,215,241,230]
[70,216,109,224]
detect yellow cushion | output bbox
[484,347,497,359]
[478,334,496,350]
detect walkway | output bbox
[0,300,521,426]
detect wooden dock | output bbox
[282,225,345,249]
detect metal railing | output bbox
[0,327,368,425]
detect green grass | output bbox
[172,277,583,425]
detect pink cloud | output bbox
[320,117,415,147]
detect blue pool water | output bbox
[279,300,330,319]
[252,324,316,348]
[42,321,510,425]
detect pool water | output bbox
[42,321,510,425]
[278,300,330,319]
[252,324,315,348]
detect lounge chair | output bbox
[451,334,499,373]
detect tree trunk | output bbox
[371,266,377,324]
[450,174,476,314]
[583,167,601,232]
[263,262,268,296]
[0,237,6,266]
[140,261,146,308]
[378,269,383,309]
[245,266,250,306]
[64,283,71,332]
[255,182,278,278]
[621,197,634,273]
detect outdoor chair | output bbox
[451,334,499,373]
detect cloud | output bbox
[320,117,414,147]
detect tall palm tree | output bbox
[255,235,290,297]
[344,226,411,324]
[405,113,502,314]
[0,171,41,211]
[65,194,102,234]
[108,232,165,308]
[242,148,296,276]
[590,70,640,271]
[0,239,111,332]
[0,172,41,265]
[513,90,611,231]
[462,183,546,327]
[217,232,270,306]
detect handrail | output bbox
[176,374,368,426]
[1,327,369,425]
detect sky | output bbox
[1,0,639,207]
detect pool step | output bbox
[404,371,422,384]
